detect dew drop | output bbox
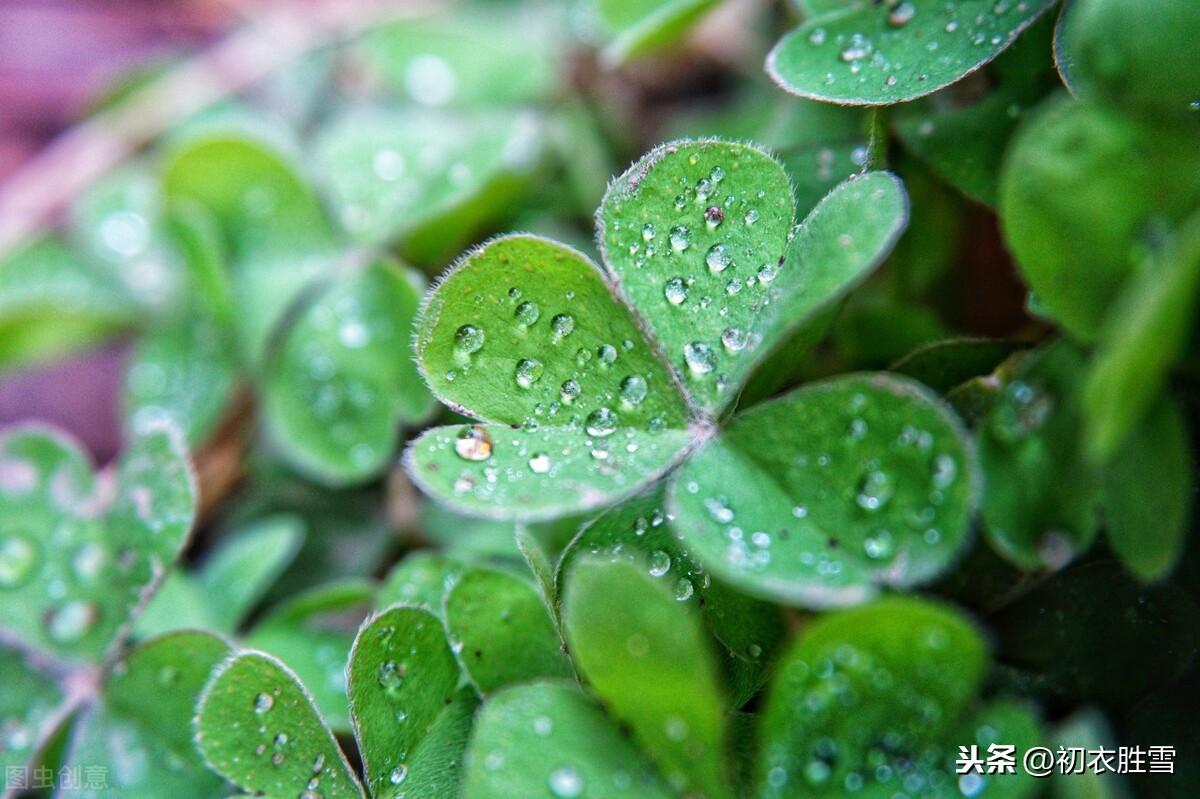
[642,223,657,242]
[0,533,38,589]
[454,426,493,462]
[720,327,747,353]
[705,205,725,229]
[855,469,895,512]
[560,379,581,403]
[378,660,404,693]
[389,765,409,785]
[619,375,648,406]
[528,453,552,474]
[669,225,690,252]
[648,550,672,577]
[585,407,619,437]
[887,2,916,26]
[551,314,575,338]
[548,765,584,798]
[705,243,732,273]
[515,358,544,388]
[839,33,873,61]
[254,692,274,714]
[684,342,717,375]
[45,600,98,643]
[664,277,688,305]
[454,325,485,356]
[514,301,541,326]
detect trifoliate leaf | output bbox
[671,373,978,607]
[767,0,1057,106]
[0,423,195,662]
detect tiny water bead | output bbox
[855,468,895,512]
[648,550,672,577]
[720,327,747,353]
[378,660,405,693]
[887,2,916,27]
[455,426,493,461]
[45,600,98,643]
[585,407,619,437]
[619,375,648,406]
[253,692,274,714]
[669,225,690,252]
[515,358,545,388]
[547,765,584,798]
[642,222,657,241]
[454,324,485,355]
[560,379,581,403]
[704,205,724,229]
[389,764,409,785]
[0,533,38,588]
[528,453,552,474]
[551,313,575,338]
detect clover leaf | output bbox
[0,422,195,663]
[767,0,1057,106]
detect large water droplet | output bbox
[454,325,485,356]
[664,277,688,305]
[455,426,493,461]
[585,408,618,437]
[528,453,552,474]
[619,375,648,406]
[515,301,541,326]
[720,327,747,353]
[669,225,690,252]
[839,33,873,61]
[515,358,544,388]
[389,764,409,785]
[684,342,717,375]
[705,243,732,273]
[648,550,672,577]
[548,765,584,798]
[887,2,916,26]
[560,379,581,403]
[551,314,575,338]
[378,660,404,693]
[45,600,98,643]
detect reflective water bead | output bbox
[684,342,717,375]
[514,301,541,326]
[664,277,688,305]
[705,243,732,273]
[619,375,648,406]
[515,358,544,388]
[585,407,618,437]
[454,426,493,461]
[453,324,485,355]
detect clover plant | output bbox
[1,0,1198,797]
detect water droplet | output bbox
[528,453,552,474]
[887,2,916,26]
[684,342,716,375]
[390,765,409,785]
[551,314,575,338]
[669,225,690,252]
[515,301,541,326]
[0,533,38,589]
[674,578,694,601]
[744,208,759,226]
[705,205,725,229]
[809,27,827,45]
[560,379,581,403]
[664,277,688,305]
[648,550,672,577]
[864,529,894,560]
[619,375,648,406]
[533,715,553,736]
[931,454,957,489]
[515,358,544,388]
[856,469,895,512]
[378,660,404,693]
[641,223,657,242]
[597,344,617,366]
[45,600,98,643]
[705,243,732,273]
[254,693,274,714]
[840,33,873,61]
[548,765,584,798]
[454,325,485,356]
[585,408,618,437]
[455,426,493,461]
[720,327,747,353]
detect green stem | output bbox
[864,108,889,171]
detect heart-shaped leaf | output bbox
[408,233,692,520]
[670,373,978,607]
[245,580,374,733]
[0,422,195,662]
[599,141,908,416]
[346,605,463,798]
[978,340,1100,570]
[1101,396,1193,583]
[263,258,434,484]
[767,0,1057,106]
[196,650,365,799]
[999,97,1200,342]
[556,487,784,700]
[137,515,304,638]
[1055,0,1200,118]
[0,645,66,777]
[445,568,572,695]
[64,630,231,798]
[461,680,675,799]
[564,555,732,798]
[312,108,544,262]
[756,597,1023,798]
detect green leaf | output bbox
[767,0,1057,106]
[196,650,365,798]
[446,568,572,694]
[312,108,544,262]
[0,237,139,371]
[557,488,784,693]
[1056,0,1200,117]
[378,551,466,615]
[346,605,464,798]
[671,373,978,607]
[64,630,230,798]
[0,645,66,777]
[1051,710,1130,799]
[564,556,731,798]
[978,340,1100,570]
[1101,396,1193,583]
[124,310,238,445]
[756,597,993,798]
[999,97,1200,341]
[0,423,195,662]
[348,9,561,107]
[461,680,675,799]
[599,140,907,415]
[409,234,691,520]
[1082,211,1200,459]
[588,0,722,65]
[246,580,374,733]
[263,258,434,484]
[162,122,339,363]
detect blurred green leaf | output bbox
[0,645,66,777]
[586,0,722,65]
